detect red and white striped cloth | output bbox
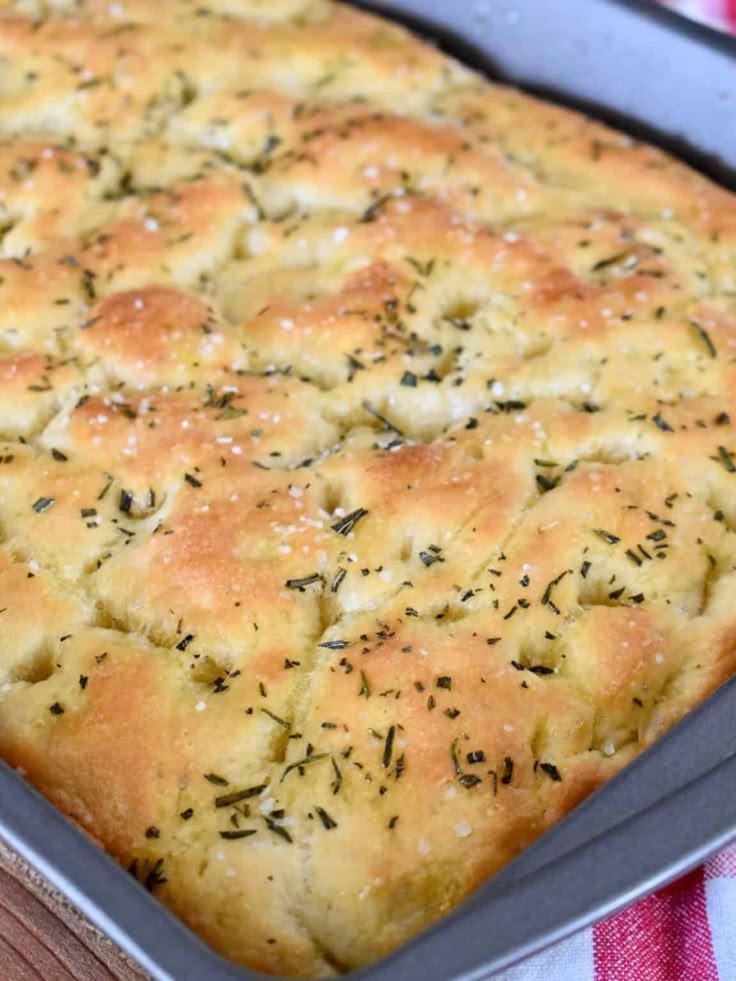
[494,4,736,977]
[495,843,736,979]
[659,0,736,30]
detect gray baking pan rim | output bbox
[1,0,736,978]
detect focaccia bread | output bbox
[0,0,736,975]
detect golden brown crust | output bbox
[1,0,736,976]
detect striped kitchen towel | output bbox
[658,0,736,30]
[493,842,736,979]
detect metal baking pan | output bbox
[1,1,736,978]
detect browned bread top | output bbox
[1,1,736,975]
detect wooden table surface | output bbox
[0,840,149,981]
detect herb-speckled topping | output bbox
[0,0,735,976]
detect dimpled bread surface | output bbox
[0,0,736,975]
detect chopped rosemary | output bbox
[382,725,396,768]
[280,753,329,782]
[264,817,292,842]
[285,573,323,590]
[541,570,570,609]
[594,529,620,544]
[261,708,291,730]
[204,773,229,786]
[459,774,482,788]
[690,320,717,358]
[652,413,674,433]
[331,508,369,536]
[360,192,393,223]
[215,786,267,807]
[717,446,736,473]
[539,762,562,782]
[363,400,403,434]
[315,806,338,830]
[536,474,560,493]
[591,251,630,272]
[142,858,167,891]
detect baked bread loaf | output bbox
[0,0,735,974]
